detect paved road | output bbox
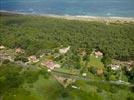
[1,58,133,87]
[52,70,134,87]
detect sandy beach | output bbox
[0,10,134,24]
[52,15,134,24]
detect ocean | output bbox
[0,0,134,17]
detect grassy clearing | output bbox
[88,55,104,69]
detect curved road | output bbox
[52,70,134,87]
[3,59,133,87]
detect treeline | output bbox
[0,13,134,60]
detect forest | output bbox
[0,12,134,61]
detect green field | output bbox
[89,55,104,69]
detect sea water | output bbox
[0,0,134,17]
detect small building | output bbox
[82,73,87,77]
[47,69,51,72]
[127,67,132,71]
[108,64,120,70]
[28,55,39,63]
[59,46,70,54]
[0,53,14,62]
[94,51,103,58]
[41,60,61,70]
[127,65,133,71]
[124,61,133,71]
[15,48,24,53]
[0,45,5,49]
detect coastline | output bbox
[0,10,134,23]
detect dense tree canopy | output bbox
[0,13,134,61]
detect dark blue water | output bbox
[0,0,134,17]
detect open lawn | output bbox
[88,55,104,69]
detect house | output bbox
[28,55,39,63]
[59,46,70,54]
[127,66,132,71]
[47,69,51,72]
[82,73,87,77]
[0,45,5,49]
[126,64,133,71]
[124,61,133,71]
[94,51,103,58]
[108,64,120,70]
[0,53,14,62]
[41,60,61,70]
[15,48,24,53]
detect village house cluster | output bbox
[0,45,133,74]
